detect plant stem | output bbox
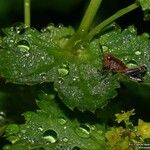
[24,0,31,27]
[77,0,102,36]
[87,3,139,41]
[65,0,102,49]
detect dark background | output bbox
[0,0,149,148]
[0,0,149,33]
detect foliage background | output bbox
[0,0,150,149]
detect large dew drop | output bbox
[75,124,90,138]
[12,23,26,34]
[17,40,30,52]
[58,64,69,77]
[135,51,141,56]
[126,60,138,68]
[42,129,58,143]
[58,117,67,125]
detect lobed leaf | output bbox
[99,26,150,83]
[4,94,106,150]
[137,0,150,11]
[0,25,120,111]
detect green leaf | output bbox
[137,0,150,20]
[54,66,120,111]
[0,24,75,84]
[137,119,150,139]
[115,109,135,124]
[99,26,150,83]
[137,0,150,11]
[4,94,106,150]
[0,24,120,111]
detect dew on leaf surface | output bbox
[39,73,47,80]
[58,23,64,28]
[38,127,44,132]
[135,51,142,56]
[128,26,137,34]
[72,146,80,150]
[102,45,109,52]
[126,60,138,68]
[75,124,90,138]
[12,23,26,34]
[0,111,6,123]
[62,137,68,142]
[58,118,67,125]
[58,77,64,84]
[16,40,30,52]
[21,129,26,134]
[58,64,69,76]
[42,129,58,143]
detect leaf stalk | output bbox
[66,0,102,49]
[87,3,139,41]
[24,0,31,27]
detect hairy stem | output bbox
[78,0,102,36]
[66,0,102,49]
[87,3,139,41]
[24,0,31,27]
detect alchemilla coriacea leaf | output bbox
[4,94,106,150]
[137,0,150,11]
[0,24,120,111]
[0,25,149,112]
[99,26,150,83]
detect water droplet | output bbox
[62,137,68,142]
[17,40,30,52]
[27,34,32,37]
[46,23,55,31]
[135,51,141,56]
[126,60,138,68]
[42,129,58,143]
[58,23,64,28]
[12,23,26,34]
[75,124,90,138]
[102,45,108,52]
[72,146,80,150]
[58,64,69,76]
[58,77,64,84]
[10,40,14,43]
[38,127,44,132]
[21,129,26,134]
[9,136,19,144]
[41,56,45,60]
[36,147,44,150]
[28,139,35,144]
[73,76,79,82]
[0,111,6,124]
[128,26,136,34]
[25,53,30,57]
[58,118,67,125]
[81,29,85,32]
[40,73,46,80]
[0,111,6,117]
[91,125,95,130]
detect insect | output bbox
[102,53,127,73]
[100,46,147,81]
[125,65,147,81]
